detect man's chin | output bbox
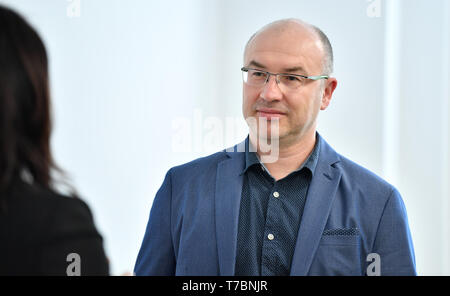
[246,116,290,140]
[249,128,286,142]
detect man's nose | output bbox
[260,75,283,102]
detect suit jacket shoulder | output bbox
[171,151,228,176]
[169,151,230,194]
[337,153,395,200]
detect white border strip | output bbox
[382,0,401,185]
[441,0,450,276]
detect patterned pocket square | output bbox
[323,228,359,236]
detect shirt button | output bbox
[273,191,280,198]
[267,233,274,240]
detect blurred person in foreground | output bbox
[0,6,108,276]
[135,18,416,276]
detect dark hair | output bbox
[0,6,69,207]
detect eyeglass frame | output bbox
[241,67,329,89]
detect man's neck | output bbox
[251,129,317,181]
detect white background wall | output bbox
[1,0,448,275]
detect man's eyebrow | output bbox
[247,60,266,69]
[246,60,307,74]
[282,66,307,74]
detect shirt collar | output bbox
[242,132,321,176]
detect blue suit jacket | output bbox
[135,133,416,276]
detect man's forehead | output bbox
[247,27,320,53]
[245,25,322,58]
[244,36,324,72]
[248,20,318,47]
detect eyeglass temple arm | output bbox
[307,75,329,80]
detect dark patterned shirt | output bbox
[234,134,321,276]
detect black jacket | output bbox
[0,180,109,275]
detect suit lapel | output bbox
[290,134,342,275]
[215,142,245,276]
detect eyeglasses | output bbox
[241,67,328,90]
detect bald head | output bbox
[244,19,334,75]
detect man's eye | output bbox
[286,75,300,81]
[252,71,265,77]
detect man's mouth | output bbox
[256,108,286,119]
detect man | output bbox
[134,19,416,276]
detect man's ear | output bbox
[320,78,337,110]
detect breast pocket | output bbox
[308,233,363,276]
